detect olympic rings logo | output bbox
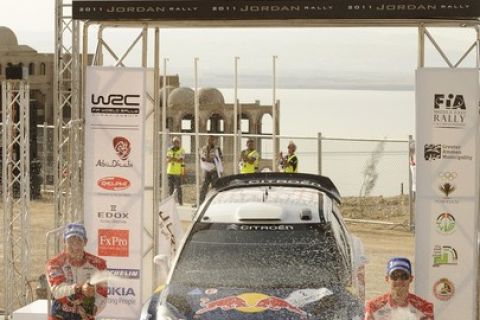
[439,171,457,181]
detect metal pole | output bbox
[317,132,322,175]
[233,57,239,174]
[161,58,168,200]
[475,24,480,320]
[272,55,278,172]
[152,27,161,293]
[43,122,47,193]
[194,58,200,206]
[408,134,415,232]
[418,25,425,68]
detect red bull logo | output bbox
[196,293,307,317]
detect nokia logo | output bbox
[91,94,140,106]
[108,287,136,296]
[434,94,466,110]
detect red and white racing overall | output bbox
[46,252,108,320]
[365,292,434,320]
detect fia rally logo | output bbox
[433,94,466,128]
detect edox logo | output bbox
[434,94,466,110]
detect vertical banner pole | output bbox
[161,58,168,200]
[194,58,200,206]
[233,57,239,174]
[272,55,278,171]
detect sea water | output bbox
[220,88,415,196]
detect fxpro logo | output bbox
[91,94,140,106]
[433,94,466,128]
[98,229,129,257]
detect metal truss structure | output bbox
[54,0,82,234]
[2,80,32,316]
[50,8,480,315]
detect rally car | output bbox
[141,172,364,320]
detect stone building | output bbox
[163,85,280,173]
[0,26,54,124]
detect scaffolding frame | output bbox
[2,80,31,316]
[50,6,480,317]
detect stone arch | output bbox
[28,63,35,75]
[40,63,46,75]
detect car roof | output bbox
[212,172,341,203]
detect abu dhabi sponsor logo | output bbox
[107,287,136,306]
[95,159,133,168]
[97,176,131,191]
[90,93,140,115]
[435,212,456,234]
[113,136,131,160]
[98,229,129,257]
[432,245,458,267]
[97,205,129,224]
[433,278,455,301]
[424,143,472,161]
[433,93,467,128]
[108,268,140,279]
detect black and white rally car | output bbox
[141,172,364,320]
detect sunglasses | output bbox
[389,272,410,281]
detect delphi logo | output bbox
[113,136,131,160]
[91,94,140,106]
[97,176,131,191]
[434,94,466,110]
[98,229,129,257]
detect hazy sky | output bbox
[1,0,478,89]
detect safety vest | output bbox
[284,154,298,173]
[240,149,259,174]
[167,147,185,175]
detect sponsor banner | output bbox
[84,67,146,319]
[72,0,480,21]
[415,68,479,320]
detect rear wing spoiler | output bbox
[212,172,341,204]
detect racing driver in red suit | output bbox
[46,223,108,320]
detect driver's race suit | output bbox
[46,251,108,320]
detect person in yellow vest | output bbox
[167,136,185,205]
[279,141,298,173]
[240,138,259,174]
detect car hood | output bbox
[153,284,363,319]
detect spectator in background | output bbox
[199,135,223,203]
[279,141,298,173]
[46,223,108,320]
[239,138,259,174]
[166,136,185,205]
[365,257,434,320]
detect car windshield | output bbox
[170,222,347,289]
